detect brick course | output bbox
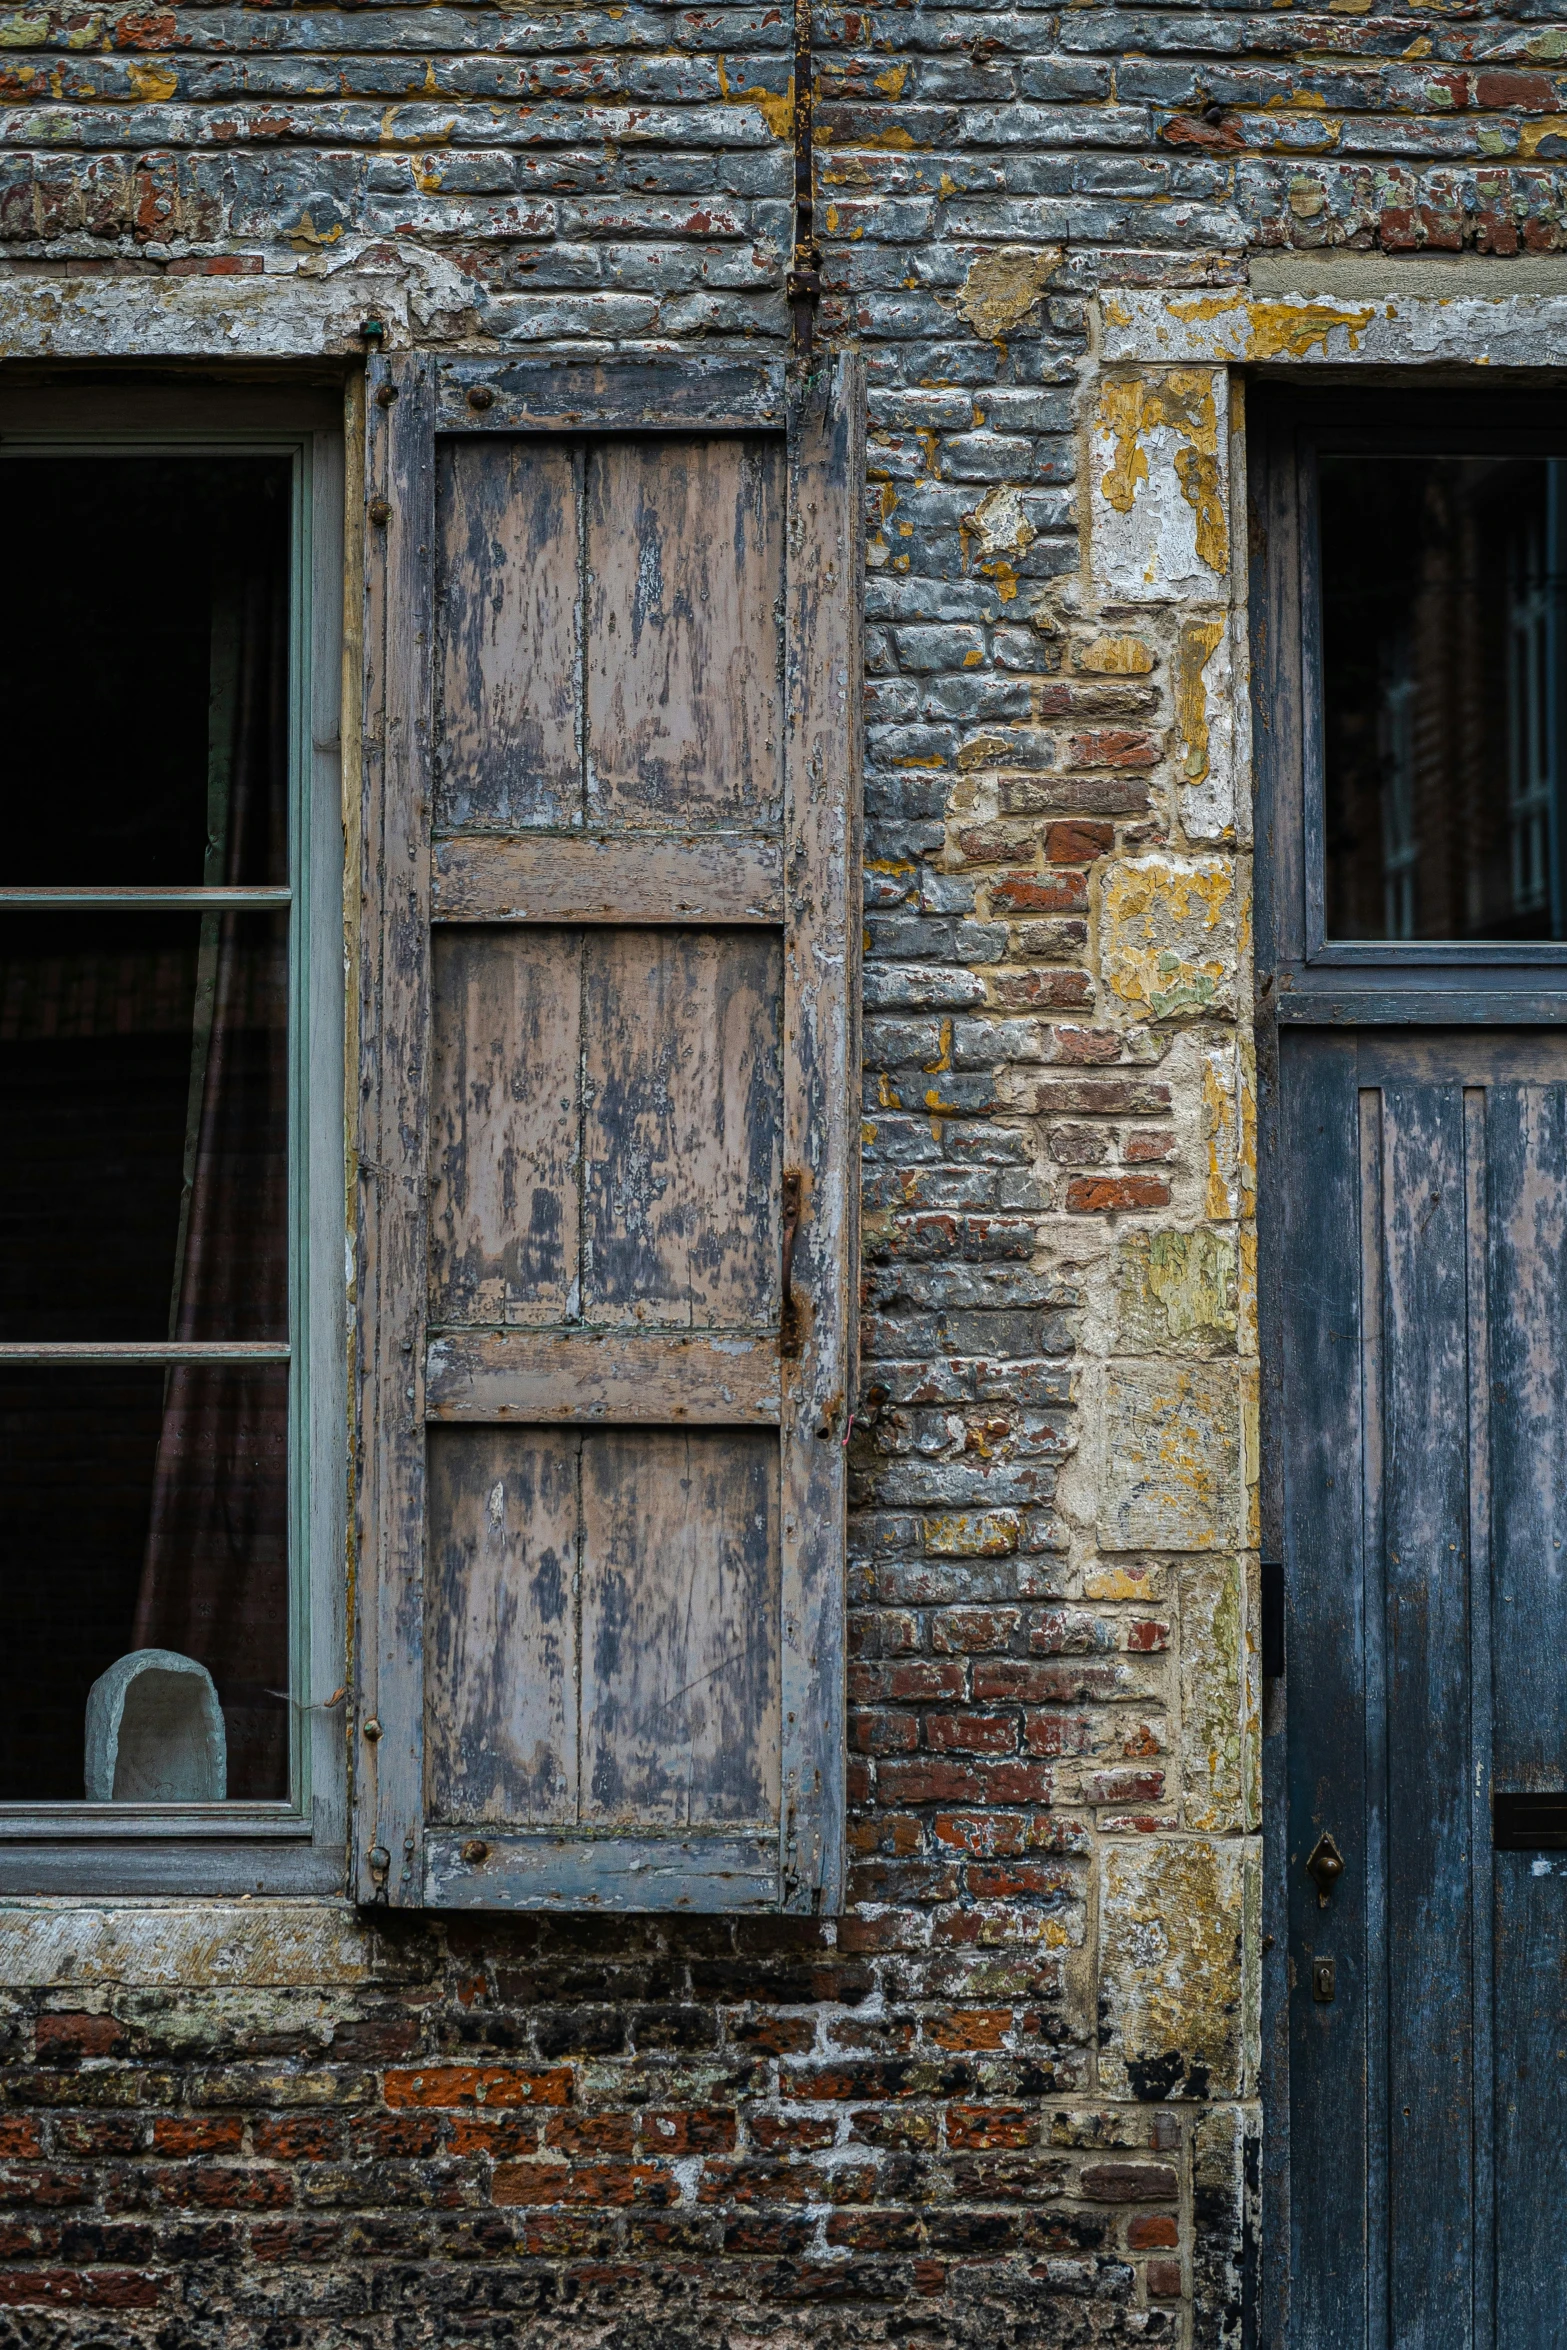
[2,0,1555,2339]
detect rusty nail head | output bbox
[363,1717,382,1740]
[375,381,399,408]
[368,1844,390,1878]
[368,497,391,527]
[467,383,495,411]
[461,1839,489,1865]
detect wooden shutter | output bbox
[353,355,862,1912]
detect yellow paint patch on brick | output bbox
[1099,1839,1247,2098]
[1079,634,1155,676]
[956,244,1063,338]
[289,209,345,249]
[1518,117,1567,160]
[716,55,794,138]
[922,1512,1021,1558]
[0,10,51,45]
[1115,1230,1238,1357]
[1168,291,1377,361]
[1098,369,1228,577]
[874,61,908,96]
[1084,1559,1164,1603]
[1101,856,1238,1024]
[1175,616,1225,786]
[126,58,177,102]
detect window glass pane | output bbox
[0,1365,290,1803]
[1321,454,1567,943]
[0,912,288,1342]
[0,455,292,888]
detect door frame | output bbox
[1248,375,1567,2350]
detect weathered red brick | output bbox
[34,2015,127,2063]
[988,869,1089,915]
[1065,728,1161,769]
[383,2067,571,2109]
[1065,1174,1172,1213]
[1045,820,1114,863]
[0,2270,161,2308]
[1080,2161,1179,2202]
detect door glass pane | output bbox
[1321,454,1567,942]
[0,1365,291,1802]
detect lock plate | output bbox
[1312,1956,1336,2004]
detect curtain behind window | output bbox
[134,552,291,1801]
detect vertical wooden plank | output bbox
[426,1427,580,1827]
[1380,1075,1473,2347]
[435,438,581,831]
[1462,1087,1494,2350]
[1280,1029,1367,2350]
[352,348,436,1908]
[778,355,863,1913]
[1485,1078,1567,2349]
[584,436,785,827]
[581,929,781,1329]
[579,1429,780,1827]
[429,929,582,1327]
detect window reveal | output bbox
[0,456,295,1805]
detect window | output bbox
[0,386,345,1892]
[1252,387,1567,1014]
[351,354,861,1913]
[1319,450,1567,944]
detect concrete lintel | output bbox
[0,1900,398,1989]
[0,267,416,361]
[1096,285,1567,370]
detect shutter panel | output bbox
[354,355,862,1913]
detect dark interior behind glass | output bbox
[1321,453,1566,944]
[0,455,292,1802]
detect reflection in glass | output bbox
[0,1367,290,1802]
[1321,455,1567,942]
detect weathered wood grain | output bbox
[426,1427,579,1828]
[424,1828,780,1910]
[581,929,782,1328]
[436,358,786,436]
[426,1330,782,1423]
[353,348,437,1909]
[358,374,857,1916]
[436,438,580,832]
[429,929,582,1326]
[584,437,785,826]
[578,1430,780,1829]
[776,356,864,1914]
[431,833,783,925]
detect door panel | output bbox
[1282,1028,1567,2350]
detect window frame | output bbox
[0,388,348,1894]
[1252,383,1567,1025]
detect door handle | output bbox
[1306,1833,1345,1907]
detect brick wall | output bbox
[2,0,1559,2341]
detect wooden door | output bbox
[1278,1027,1567,2348]
[352,356,861,1911]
